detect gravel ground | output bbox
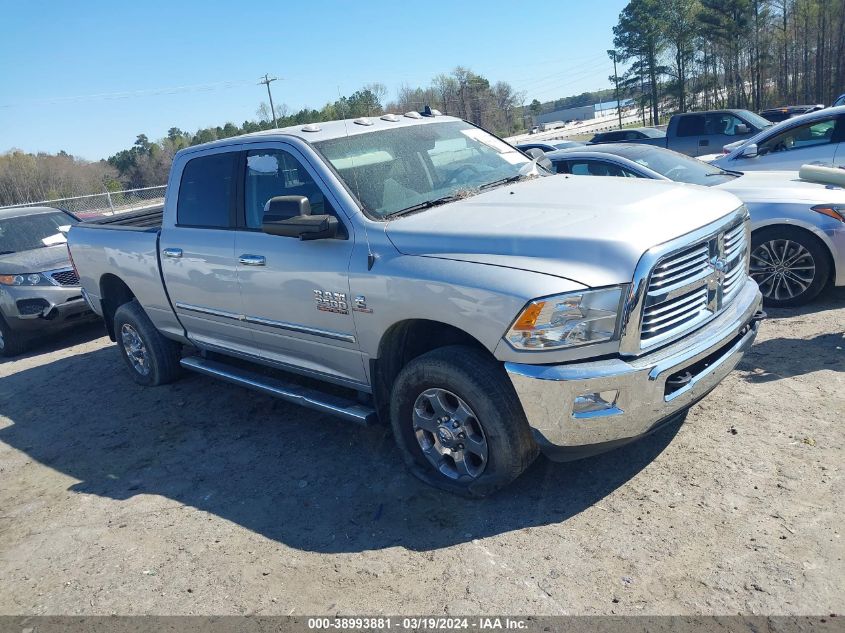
[0,289,843,616]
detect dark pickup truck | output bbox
[590,109,773,157]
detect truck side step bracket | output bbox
[180,356,377,426]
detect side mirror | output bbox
[538,156,554,172]
[525,147,545,159]
[739,143,758,158]
[261,195,339,240]
[735,123,750,135]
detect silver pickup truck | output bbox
[68,114,765,496]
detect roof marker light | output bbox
[404,111,423,119]
[380,113,400,122]
[353,117,374,126]
[301,124,321,132]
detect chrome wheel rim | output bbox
[120,323,150,376]
[412,388,488,480]
[750,239,815,302]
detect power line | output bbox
[0,79,258,109]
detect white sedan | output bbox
[707,105,845,172]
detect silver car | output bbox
[0,206,97,356]
[708,105,845,172]
[547,143,845,306]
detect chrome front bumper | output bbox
[505,278,764,460]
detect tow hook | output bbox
[737,310,767,337]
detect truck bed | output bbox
[68,207,184,341]
[80,205,163,231]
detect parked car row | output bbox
[579,104,845,171]
[587,109,772,156]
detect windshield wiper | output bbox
[479,175,525,190]
[385,194,463,219]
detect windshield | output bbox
[606,146,736,186]
[0,211,77,254]
[314,121,532,218]
[738,109,774,130]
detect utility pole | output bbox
[258,74,279,127]
[608,50,623,129]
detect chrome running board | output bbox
[180,356,377,426]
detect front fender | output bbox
[348,253,586,363]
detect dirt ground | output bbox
[1,289,843,616]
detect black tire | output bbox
[390,345,539,497]
[113,299,182,386]
[750,226,830,308]
[0,313,28,358]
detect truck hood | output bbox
[715,170,845,204]
[385,175,742,288]
[0,245,71,275]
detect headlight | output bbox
[0,273,50,286]
[505,287,625,350]
[811,205,845,222]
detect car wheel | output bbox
[390,345,539,497]
[749,227,830,307]
[0,313,28,357]
[113,299,182,386]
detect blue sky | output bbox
[0,0,628,160]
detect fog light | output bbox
[572,390,619,417]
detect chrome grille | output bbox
[721,222,747,300]
[49,268,80,286]
[639,219,748,349]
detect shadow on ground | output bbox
[737,286,845,383]
[0,321,105,365]
[0,345,683,554]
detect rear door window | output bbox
[676,115,705,137]
[177,152,237,228]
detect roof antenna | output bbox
[421,105,434,117]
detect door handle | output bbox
[239,254,266,266]
[162,248,182,258]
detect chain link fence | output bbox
[0,185,166,219]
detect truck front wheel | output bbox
[390,345,539,497]
[113,299,181,386]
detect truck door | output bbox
[233,145,366,386]
[159,150,256,354]
[673,114,705,155]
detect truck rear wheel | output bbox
[390,345,539,497]
[113,299,182,386]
